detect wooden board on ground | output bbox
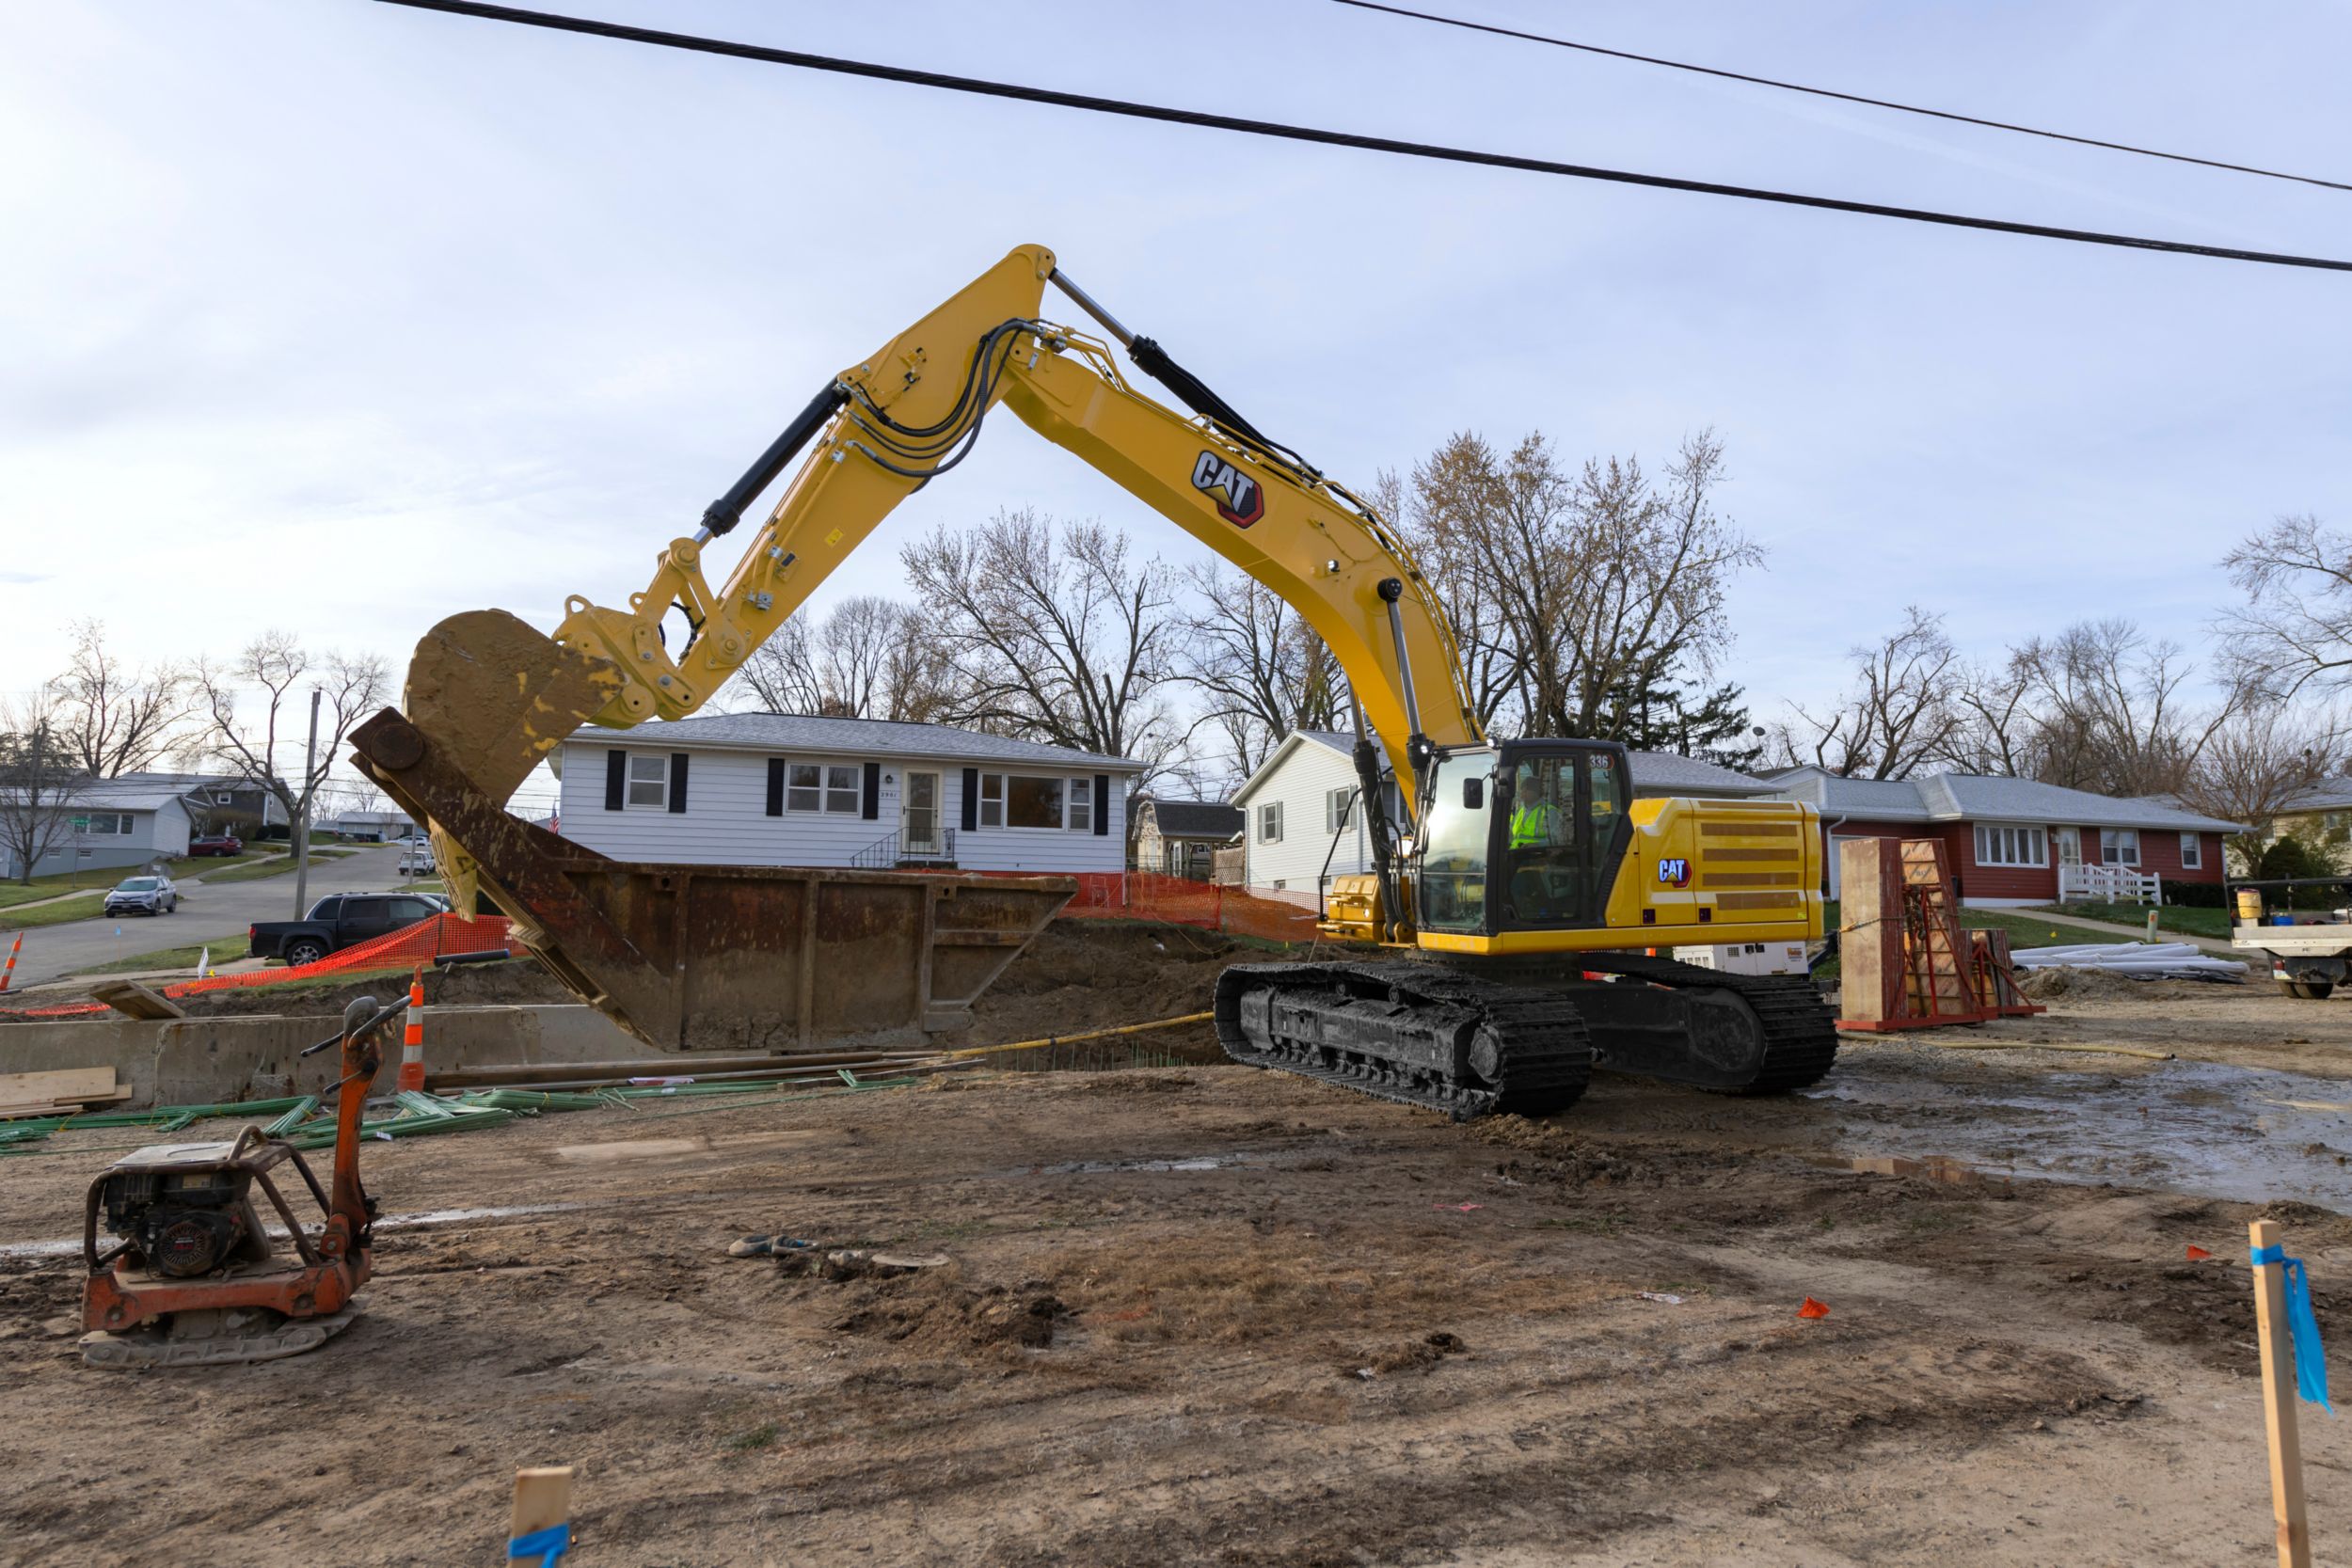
[88,980,189,1021]
[0,1067,118,1111]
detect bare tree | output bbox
[2177,703,2349,871]
[1402,429,1760,738]
[2221,514,2352,700]
[0,701,91,885]
[50,620,196,778]
[193,631,389,848]
[2018,620,2230,798]
[902,508,1180,768]
[1947,652,2041,777]
[731,596,956,721]
[1778,607,1963,779]
[1175,562,1343,780]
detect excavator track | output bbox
[1472,951,1839,1095]
[1215,961,1593,1122]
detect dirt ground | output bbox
[4,951,2352,1564]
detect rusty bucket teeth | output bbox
[400,610,624,911]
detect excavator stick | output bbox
[348,707,1074,1053]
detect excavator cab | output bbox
[1414,741,1636,938]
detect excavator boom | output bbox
[368,246,1836,1113]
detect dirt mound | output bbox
[168,958,574,1019]
[824,1271,1068,1355]
[2019,965,2167,1000]
[962,919,1278,1060]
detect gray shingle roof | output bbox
[1767,767,2245,832]
[596,713,1144,770]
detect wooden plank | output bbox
[0,1067,117,1107]
[510,1465,575,1551]
[2249,1219,2313,1568]
[89,979,189,1021]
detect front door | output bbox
[903,770,942,857]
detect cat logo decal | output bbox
[1191,451,1264,528]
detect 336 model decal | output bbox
[1191,451,1264,528]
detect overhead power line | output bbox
[373,0,2352,275]
[1330,0,2352,196]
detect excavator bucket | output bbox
[399,610,628,917]
[348,705,1073,1053]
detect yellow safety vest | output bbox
[1510,800,1554,848]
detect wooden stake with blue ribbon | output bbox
[509,1465,574,1567]
[2249,1219,2324,1568]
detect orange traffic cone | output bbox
[397,963,427,1092]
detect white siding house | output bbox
[1232,730,1777,905]
[552,714,1143,875]
[0,779,196,879]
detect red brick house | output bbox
[1765,768,2243,905]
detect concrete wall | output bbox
[0,1004,660,1109]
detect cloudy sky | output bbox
[4,0,2348,796]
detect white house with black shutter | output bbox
[551,713,1144,874]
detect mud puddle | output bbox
[1813,1057,2352,1205]
[1014,1150,1291,1177]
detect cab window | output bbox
[1502,754,1580,925]
[1417,752,1493,932]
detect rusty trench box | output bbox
[349,709,1075,1053]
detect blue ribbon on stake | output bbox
[2251,1243,2334,1414]
[508,1522,571,1567]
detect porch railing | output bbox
[850,827,957,869]
[2058,863,2162,905]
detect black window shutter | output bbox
[766,758,784,817]
[961,768,979,832]
[604,750,625,812]
[862,761,881,821]
[1093,774,1110,836]
[669,752,690,814]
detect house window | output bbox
[2180,832,2201,870]
[1006,775,1063,829]
[825,766,858,814]
[79,813,134,836]
[972,773,1070,830]
[1326,786,1355,834]
[2100,828,2140,865]
[626,754,667,809]
[1259,801,1283,844]
[1973,824,2046,868]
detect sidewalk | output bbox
[2023,910,2237,958]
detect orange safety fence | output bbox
[1058,872,1328,944]
[6,912,512,1019]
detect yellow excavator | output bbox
[353,245,1833,1119]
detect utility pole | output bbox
[292,688,321,918]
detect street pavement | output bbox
[1,844,424,990]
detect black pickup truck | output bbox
[247,892,448,966]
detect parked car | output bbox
[247,891,445,967]
[186,833,244,858]
[104,875,178,917]
[397,846,437,875]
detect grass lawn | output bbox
[81,939,243,976]
[192,847,355,885]
[2028,899,2232,940]
[0,849,279,908]
[0,893,110,929]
